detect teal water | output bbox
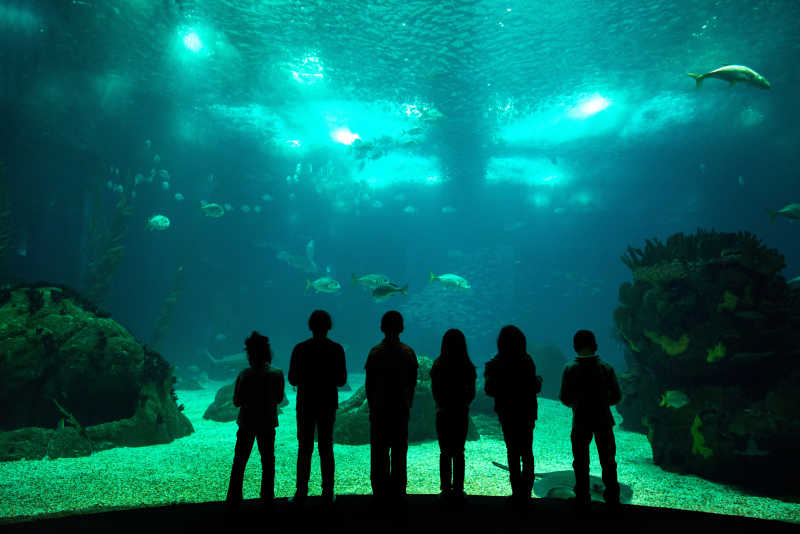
[0,0,798,521]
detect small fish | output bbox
[402,127,424,136]
[146,214,170,231]
[174,193,184,201]
[199,202,225,218]
[305,277,341,294]
[441,206,456,214]
[766,203,800,223]
[687,65,770,90]
[659,390,690,409]
[788,275,800,288]
[372,283,408,301]
[430,272,471,290]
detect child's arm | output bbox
[607,366,622,406]
[335,344,348,388]
[559,369,574,407]
[274,369,286,405]
[288,345,300,387]
[232,373,242,408]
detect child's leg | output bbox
[227,428,256,504]
[595,426,620,503]
[255,427,276,501]
[452,411,469,495]
[570,425,592,503]
[500,419,523,497]
[435,411,452,493]
[520,424,534,498]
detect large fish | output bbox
[305,276,341,294]
[766,203,800,223]
[430,271,471,290]
[372,283,408,301]
[492,463,633,504]
[687,65,770,90]
[352,273,391,290]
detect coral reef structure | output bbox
[614,229,800,497]
[0,284,193,460]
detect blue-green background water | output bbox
[1,0,798,377]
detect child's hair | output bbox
[439,328,474,368]
[380,310,404,335]
[245,331,272,365]
[497,325,526,357]
[573,329,598,353]
[308,309,332,333]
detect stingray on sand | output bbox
[492,462,633,504]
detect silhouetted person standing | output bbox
[559,329,622,509]
[365,310,419,503]
[289,310,347,505]
[484,325,541,507]
[226,331,285,513]
[430,329,476,501]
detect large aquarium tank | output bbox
[0,0,798,524]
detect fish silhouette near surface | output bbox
[687,65,770,90]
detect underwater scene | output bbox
[0,0,799,524]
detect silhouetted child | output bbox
[430,329,477,501]
[559,329,622,508]
[365,310,419,503]
[226,331,285,513]
[289,310,347,505]
[484,325,542,507]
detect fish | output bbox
[199,202,225,218]
[430,271,471,290]
[766,203,800,223]
[305,277,341,294]
[687,65,770,90]
[492,463,633,504]
[277,251,318,274]
[146,214,170,231]
[788,275,800,289]
[402,127,424,136]
[372,283,408,301]
[659,389,690,409]
[205,349,247,375]
[352,273,391,289]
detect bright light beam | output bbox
[569,94,610,119]
[183,32,202,52]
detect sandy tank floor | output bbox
[1,375,798,523]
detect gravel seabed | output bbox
[1,375,798,523]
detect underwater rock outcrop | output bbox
[0,285,193,461]
[333,356,480,445]
[614,230,800,496]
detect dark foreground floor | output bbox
[1,495,797,534]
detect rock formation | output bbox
[0,284,193,461]
[614,230,800,497]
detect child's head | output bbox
[245,331,272,367]
[573,329,598,356]
[497,325,526,357]
[308,309,332,335]
[380,310,404,336]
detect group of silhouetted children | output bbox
[225,309,622,516]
